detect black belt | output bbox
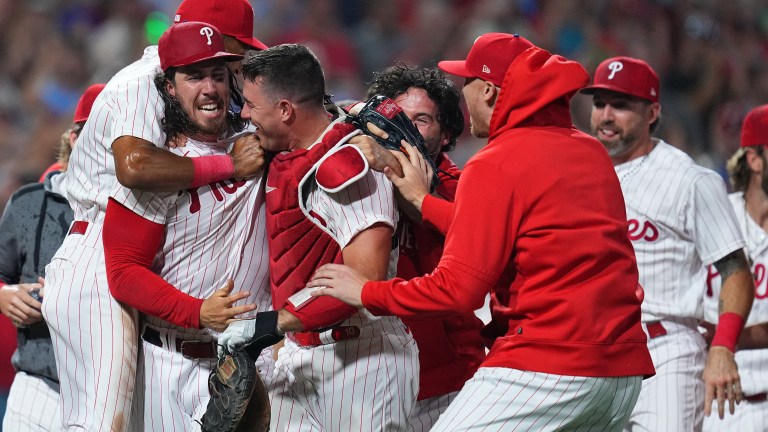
[142,326,216,359]
[745,393,767,403]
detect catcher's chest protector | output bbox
[265,123,356,309]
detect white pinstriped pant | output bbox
[407,391,457,432]
[269,316,419,431]
[624,319,705,432]
[42,225,140,432]
[702,398,768,432]
[2,372,60,431]
[430,367,642,431]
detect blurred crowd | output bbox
[1,0,768,211]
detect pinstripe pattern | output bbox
[618,141,743,432]
[407,391,457,432]
[703,399,768,431]
[63,46,164,225]
[42,230,139,432]
[270,315,419,432]
[109,137,273,430]
[625,321,705,431]
[618,141,744,323]
[702,192,768,431]
[2,371,61,431]
[302,168,398,249]
[430,368,641,432]
[39,45,163,432]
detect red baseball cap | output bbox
[175,0,268,51]
[438,33,534,87]
[73,83,106,124]
[741,104,768,147]
[581,56,660,103]
[158,22,244,71]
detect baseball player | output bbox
[0,83,103,432]
[364,64,485,431]
[581,56,755,430]
[702,104,768,431]
[226,44,419,431]
[101,22,273,431]
[40,1,269,430]
[309,33,654,431]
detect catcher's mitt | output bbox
[348,95,440,191]
[201,349,270,432]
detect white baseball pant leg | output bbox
[430,367,642,432]
[2,371,61,431]
[407,391,457,432]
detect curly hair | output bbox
[727,146,762,192]
[154,68,245,143]
[365,63,464,152]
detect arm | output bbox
[276,223,394,333]
[705,249,754,418]
[737,323,768,349]
[309,160,506,317]
[103,198,254,331]
[0,193,44,326]
[112,133,265,192]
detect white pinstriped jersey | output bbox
[111,137,271,337]
[704,192,768,396]
[63,46,164,224]
[299,140,400,276]
[618,140,745,322]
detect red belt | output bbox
[288,325,361,347]
[142,326,216,359]
[645,321,667,339]
[745,393,768,403]
[68,221,89,235]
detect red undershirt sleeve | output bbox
[103,198,204,328]
[421,195,454,236]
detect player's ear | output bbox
[482,81,498,107]
[165,79,176,98]
[746,148,764,174]
[647,102,661,126]
[278,99,293,121]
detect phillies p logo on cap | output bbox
[157,21,243,71]
[606,61,623,80]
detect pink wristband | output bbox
[190,155,234,188]
[711,312,745,352]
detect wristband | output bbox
[711,312,745,352]
[190,155,234,188]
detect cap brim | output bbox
[437,60,475,79]
[235,35,269,51]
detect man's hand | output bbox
[217,311,284,358]
[348,134,403,177]
[166,134,188,149]
[200,280,255,332]
[0,282,44,326]
[703,346,743,419]
[385,141,432,213]
[229,133,265,179]
[307,263,368,308]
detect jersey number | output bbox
[187,179,246,214]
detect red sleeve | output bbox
[362,160,514,317]
[285,296,357,331]
[103,198,204,328]
[421,195,454,236]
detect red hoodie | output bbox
[362,48,655,378]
